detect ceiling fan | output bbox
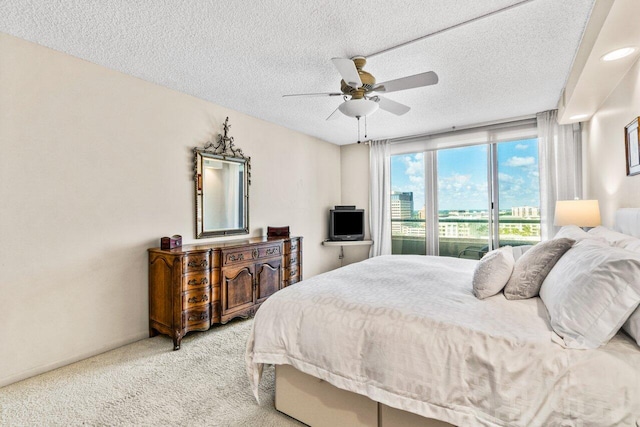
[283,56,439,120]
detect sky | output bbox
[391,139,540,211]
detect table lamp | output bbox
[554,199,601,230]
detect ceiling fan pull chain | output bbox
[357,116,361,144]
[365,115,368,139]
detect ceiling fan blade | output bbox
[283,92,343,97]
[374,96,411,116]
[373,71,438,93]
[326,106,342,120]
[331,58,362,89]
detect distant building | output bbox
[391,191,414,234]
[511,206,540,218]
[439,221,471,238]
[446,210,487,219]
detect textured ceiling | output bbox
[0,0,594,145]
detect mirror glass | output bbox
[195,151,249,238]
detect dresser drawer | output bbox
[222,248,253,266]
[288,276,300,286]
[286,252,299,267]
[183,252,210,273]
[183,271,210,289]
[286,264,300,281]
[284,238,301,255]
[222,243,282,266]
[258,243,282,258]
[183,287,211,309]
[183,305,210,328]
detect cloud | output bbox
[402,154,424,176]
[498,172,513,182]
[437,173,489,209]
[505,156,535,167]
[450,173,471,184]
[515,144,529,150]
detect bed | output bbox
[246,210,640,426]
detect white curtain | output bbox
[537,110,583,240]
[369,140,392,257]
[424,151,440,255]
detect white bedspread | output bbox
[246,255,640,426]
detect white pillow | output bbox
[472,246,515,300]
[623,308,640,346]
[511,245,533,261]
[623,245,640,346]
[554,225,592,242]
[588,226,640,248]
[540,239,640,349]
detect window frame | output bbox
[389,119,539,256]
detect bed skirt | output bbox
[275,364,454,427]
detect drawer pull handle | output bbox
[188,295,209,304]
[187,277,208,286]
[228,254,244,262]
[188,260,208,268]
[266,247,279,255]
[188,313,208,321]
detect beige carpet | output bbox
[0,318,304,426]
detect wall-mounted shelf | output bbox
[322,240,373,260]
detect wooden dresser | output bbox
[148,236,302,349]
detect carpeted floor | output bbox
[0,318,304,426]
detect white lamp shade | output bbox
[554,200,601,227]
[338,99,379,118]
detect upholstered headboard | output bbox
[613,208,640,238]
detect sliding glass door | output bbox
[390,153,426,255]
[391,138,540,257]
[496,139,541,247]
[437,145,490,259]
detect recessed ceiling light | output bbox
[570,114,589,120]
[601,47,636,62]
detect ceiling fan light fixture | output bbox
[338,99,379,118]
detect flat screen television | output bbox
[329,209,365,241]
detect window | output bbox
[390,130,540,258]
[390,154,426,255]
[497,139,540,247]
[437,145,490,258]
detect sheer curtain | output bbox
[537,110,583,240]
[369,140,392,257]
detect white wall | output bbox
[0,33,341,387]
[583,57,640,225]
[339,143,371,265]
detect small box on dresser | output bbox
[148,236,302,350]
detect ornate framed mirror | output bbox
[194,117,250,238]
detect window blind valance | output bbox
[388,117,537,156]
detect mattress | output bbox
[246,255,640,426]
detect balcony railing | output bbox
[391,217,540,259]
